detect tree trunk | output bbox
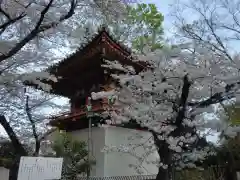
[156,166,170,180]
[151,131,172,180]
[0,115,28,180]
[8,156,21,180]
[0,115,27,155]
[224,152,238,180]
[156,143,172,180]
[224,165,237,180]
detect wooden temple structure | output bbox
[25,26,146,131]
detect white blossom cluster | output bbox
[91,90,115,100]
[91,44,240,171]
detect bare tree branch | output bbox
[0,0,77,63]
[171,0,240,62]
[188,81,239,108]
[25,94,40,156]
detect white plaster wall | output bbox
[0,167,9,180]
[45,127,158,177]
[45,127,106,177]
[104,127,158,176]
[70,127,106,177]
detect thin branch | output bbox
[0,13,26,34]
[0,0,77,63]
[0,7,11,20]
[0,2,32,35]
[188,81,238,108]
[25,95,40,156]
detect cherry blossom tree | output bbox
[0,1,128,180]
[0,0,128,141]
[91,44,240,180]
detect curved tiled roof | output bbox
[48,25,133,74]
[24,25,148,97]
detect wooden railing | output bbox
[50,99,112,122]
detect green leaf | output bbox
[48,131,95,179]
[127,3,164,52]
